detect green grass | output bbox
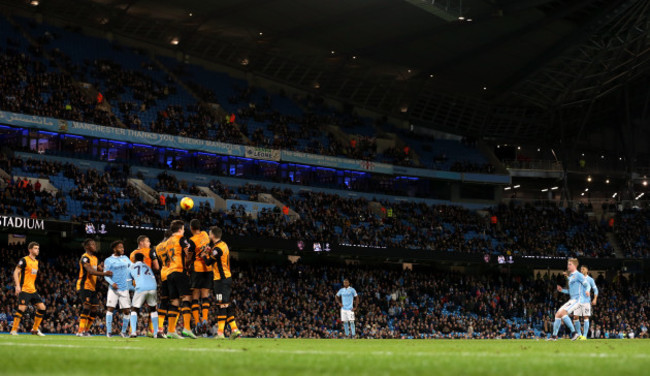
[1,335,650,376]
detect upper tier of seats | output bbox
[0,15,494,173]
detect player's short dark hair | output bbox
[170,220,184,234]
[82,238,94,248]
[136,235,149,245]
[581,265,589,271]
[110,240,124,250]
[134,253,145,262]
[209,226,222,239]
[343,278,349,282]
[28,241,39,250]
[190,219,201,231]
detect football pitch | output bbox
[1,336,650,376]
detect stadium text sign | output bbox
[244,146,281,161]
[0,216,45,231]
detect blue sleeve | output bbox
[561,289,569,294]
[591,279,599,296]
[104,259,115,286]
[353,288,358,297]
[128,266,137,280]
[336,289,341,297]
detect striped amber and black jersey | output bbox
[164,234,193,274]
[16,256,39,294]
[76,252,98,291]
[156,240,170,281]
[208,240,231,281]
[129,247,158,269]
[190,231,212,273]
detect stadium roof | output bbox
[3,0,650,142]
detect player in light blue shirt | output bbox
[128,253,161,338]
[336,279,358,337]
[549,258,590,341]
[571,265,599,340]
[103,241,134,337]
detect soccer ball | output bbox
[180,197,194,211]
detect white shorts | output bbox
[341,309,355,322]
[559,299,581,315]
[132,290,157,309]
[106,289,131,309]
[574,302,592,317]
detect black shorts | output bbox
[78,289,99,305]
[160,279,169,299]
[191,272,213,290]
[214,278,232,303]
[18,292,43,306]
[167,272,190,300]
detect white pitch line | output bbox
[0,341,649,360]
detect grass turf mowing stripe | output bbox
[1,337,649,376]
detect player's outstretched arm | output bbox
[85,261,112,277]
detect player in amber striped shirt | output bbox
[188,219,212,334]
[163,220,196,339]
[205,226,241,339]
[155,230,172,339]
[11,242,46,336]
[76,238,113,337]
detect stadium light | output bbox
[170,38,180,45]
[587,176,592,182]
[612,193,617,198]
[636,193,644,200]
[551,187,558,190]
[429,74,434,78]
[585,188,589,192]
[606,179,610,184]
[644,181,648,186]
[541,189,548,192]
[581,193,585,196]
[504,187,511,191]
[30,0,39,6]
[458,16,465,20]
[513,185,520,189]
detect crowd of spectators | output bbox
[1,242,648,339]
[0,46,119,127]
[489,203,615,258]
[0,154,629,258]
[614,209,650,258]
[3,18,500,173]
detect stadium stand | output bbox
[0,152,623,258]
[0,15,496,173]
[0,243,646,339]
